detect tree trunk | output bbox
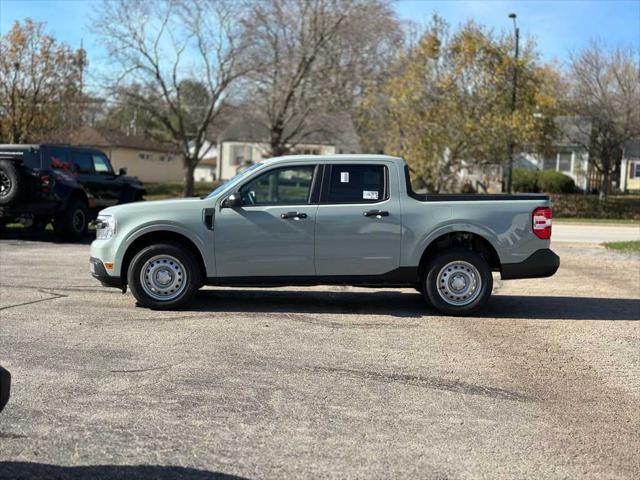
[599,169,610,201]
[269,119,289,157]
[184,160,196,198]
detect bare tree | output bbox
[567,41,640,197]
[0,19,86,143]
[94,0,249,196]
[238,0,401,157]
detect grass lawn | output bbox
[554,218,640,225]
[603,241,640,253]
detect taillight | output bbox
[532,207,552,239]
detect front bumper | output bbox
[90,257,123,289]
[500,248,560,280]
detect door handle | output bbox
[281,211,308,220]
[363,210,389,218]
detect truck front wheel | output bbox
[128,243,201,310]
[422,249,493,316]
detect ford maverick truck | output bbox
[90,155,559,315]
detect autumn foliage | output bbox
[0,19,86,143]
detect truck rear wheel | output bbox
[54,199,89,241]
[128,242,201,310]
[422,249,493,316]
[0,160,21,205]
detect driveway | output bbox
[0,237,638,479]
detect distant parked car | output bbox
[0,144,145,241]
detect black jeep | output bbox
[0,144,145,241]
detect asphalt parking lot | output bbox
[0,232,639,479]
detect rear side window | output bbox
[47,148,72,171]
[71,152,94,174]
[324,164,387,203]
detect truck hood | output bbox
[100,197,206,217]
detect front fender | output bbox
[113,222,213,277]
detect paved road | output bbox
[0,238,639,479]
[553,222,640,244]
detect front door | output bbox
[214,164,319,278]
[90,152,122,206]
[69,150,101,207]
[314,163,402,276]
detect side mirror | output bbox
[222,193,242,208]
[118,167,127,176]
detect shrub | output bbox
[513,169,539,193]
[551,194,640,219]
[538,171,575,194]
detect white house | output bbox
[192,140,217,183]
[214,114,361,180]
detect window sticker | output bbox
[363,190,379,200]
[340,172,349,183]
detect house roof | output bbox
[217,112,361,153]
[554,116,592,147]
[39,126,179,153]
[623,138,640,159]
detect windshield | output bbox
[206,162,263,198]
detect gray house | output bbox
[516,116,592,191]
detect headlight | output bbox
[95,214,116,240]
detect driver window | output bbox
[92,154,112,175]
[239,165,315,205]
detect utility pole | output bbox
[506,13,519,194]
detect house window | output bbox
[630,161,640,179]
[138,152,152,160]
[542,156,556,170]
[558,152,572,173]
[231,145,251,166]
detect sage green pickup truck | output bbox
[90,155,559,315]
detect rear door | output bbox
[214,163,320,278]
[314,162,402,276]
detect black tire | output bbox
[422,249,493,316]
[128,242,201,310]
[54,199,89,241]
[0,160,21,205]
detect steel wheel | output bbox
[140,255,188,301]
[435,260,482,306]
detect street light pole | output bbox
[506,13,519,194]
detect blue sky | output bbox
[1,0,638,69]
